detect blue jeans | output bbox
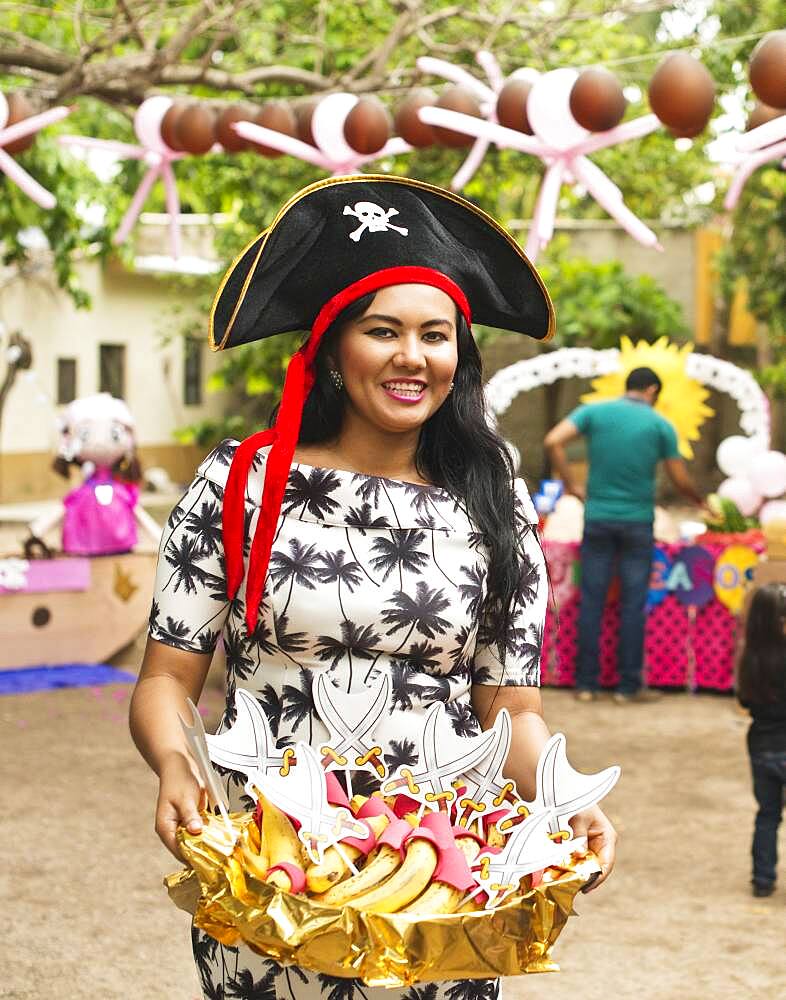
[575,519,653,695]
[750,751,786,887]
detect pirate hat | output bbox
[217,175,555,633]
[210,174,553,350]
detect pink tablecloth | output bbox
[541,539,762,692]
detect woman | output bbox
[130,175,617,1000]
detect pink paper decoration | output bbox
[416,56,664,261]
[0,93,72,209]
[232,92,412,176]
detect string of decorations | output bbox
[0,31,784,260]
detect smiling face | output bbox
[331,283,459,437]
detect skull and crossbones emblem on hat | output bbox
[343,201,409,242]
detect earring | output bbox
[329,369,344,391]
[448,381,454,393]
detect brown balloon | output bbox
[344,96,391,155]
[160,102,188,151]
[175,104,217,155]
[749,31,786,109]
[569,67,627,132]
[495,78,534,134]
[216,104,251,152]
[4,92,35,155]
[432,85,482,148]
[251,100,298,157]
[394,88,438,148]
[648,52,715,133]
[294,98,321,146]
[747,101,785,132]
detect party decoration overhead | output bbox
[725,31,786,212]
[0,92,72,209]
[647,52,716,138]
[60,95,197,258]
[416,50,714,260]
[748,30,786,109]
[232,92,412,176]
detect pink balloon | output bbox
[759,499,786,525]
[134,96,174,154]
[526,68,589,150]
[312,93,359,162]
[748,450,786,498]
[718,477,762,517]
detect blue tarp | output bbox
[0,664,136,695]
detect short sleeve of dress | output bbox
[147,442,235,654]
[471,478,547,687]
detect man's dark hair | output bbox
[625,366,662,393]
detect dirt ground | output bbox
[1,633,784,1000]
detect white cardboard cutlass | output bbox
[200,687,371,865]
[455,708,520,827]
[381,701,499,811]
[529,732,620,836]
[313,672,391,781]
[179,699,234,842]
[205,687,290,794]
[473,732,620,907]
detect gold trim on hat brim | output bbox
[208,174,555,352]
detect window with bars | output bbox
[99,343,126,398]
[56,358,77,404]
[184,336,203,406]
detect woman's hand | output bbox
[155,751,206,860]
[569,804,617,892]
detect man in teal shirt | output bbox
[544,367,704,702]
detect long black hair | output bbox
[737,583,786,704]
[291,291,524,659]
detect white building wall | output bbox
[2,253,225,457]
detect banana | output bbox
[239,820,269,881]
[318,844,402,907]
[259,795,303,891]
[305,814,390,893]
[485,821,505,848]
[306,843,364,894]
[400,835,481,915]
[344,839,438,913]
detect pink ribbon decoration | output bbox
[60,95,189,258]
[418,62,664,261]
[0,94,72,209]
[724,113,786,211]
[232,92,412,176]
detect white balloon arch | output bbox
[484,346,771,449]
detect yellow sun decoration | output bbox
[580,337,714,460]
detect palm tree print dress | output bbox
[149,440,547,1000]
